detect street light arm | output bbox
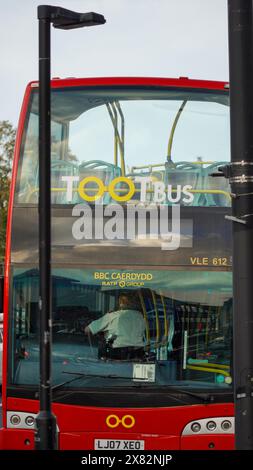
[38,5,106,29]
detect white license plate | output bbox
[94,439,145,450]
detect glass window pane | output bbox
[10,267,232,390]
[15,88,230,207]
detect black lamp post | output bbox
[227,0,253,449]
[35,5,105,451]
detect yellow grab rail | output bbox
[25,186,231,204]
[200,363,230,370]
[160,294,168,341]
[131,161,218,172]
[138,291,150,349]
[151,290,160,348]
[188,361,230,370]
[186,365,230,377]
[115,102,125,176]
[189,189,231,203]
[167,100,187,161]
[106,102,125,176]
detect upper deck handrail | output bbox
[25,186,231,204]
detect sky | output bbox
[0,0,229,127]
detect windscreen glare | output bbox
[16,87,230,207]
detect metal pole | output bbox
[228,0,253,450]
[34,13,58,450]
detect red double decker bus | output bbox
[0,77,234,450]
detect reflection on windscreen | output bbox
[11,268,232,390]
[16,88,230,207]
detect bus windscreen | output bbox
[11,267,232,390]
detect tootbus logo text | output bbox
[61,175,194,204]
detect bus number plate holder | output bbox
[94,439,145,450]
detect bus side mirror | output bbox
[0,275,4,314]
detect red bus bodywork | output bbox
[0,77,234,450]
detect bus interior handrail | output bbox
[25,186,231,204]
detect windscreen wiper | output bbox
[52,372,192,406]
[52,372,218,405]
[52,370,146,393]
[165,386,215,404]
[52,371,211,403]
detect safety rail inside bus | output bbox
[0,77,234,450]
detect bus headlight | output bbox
[10,414,21,426]
[221,420,232,431]
[206,420,217,431]
[25,416,35,427]
[191,422,201,433]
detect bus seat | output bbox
[33,158,79,204]
[202,162,231,207]
[126,169,166,203]
[79,160,121,204]
[51,159,79,204]
[164,161,204,206]
[124,172,149,202]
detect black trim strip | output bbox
[7,386,233,408]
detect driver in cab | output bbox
[85,293,146,360]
